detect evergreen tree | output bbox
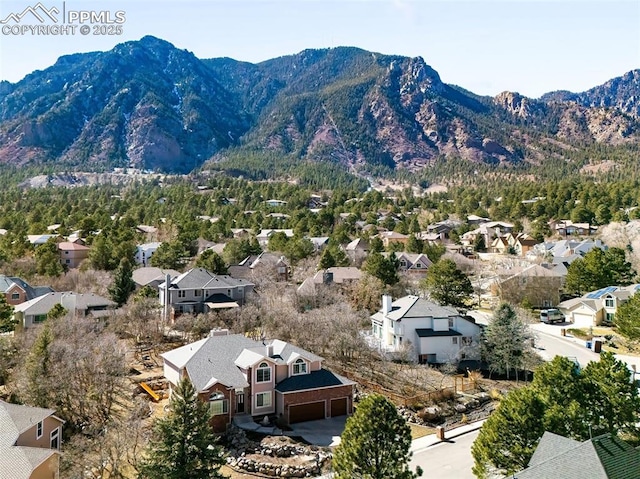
[581,352,640,437]
[35,238,63,277]
[332,393,421,479]
[318,248,336,270]
[565,247,636,295]
[473,234,486,252]
[472,388,547,478]
[0,294,15,333]
[615,292,640,342]
[422,259,472,308]
[108,258,136,307]
[24,324,53,407]
[481,303,533,379]
[363,252,399,286]
[195,250,228,275]
[139,377,226,479]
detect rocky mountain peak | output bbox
[494,91,535,118]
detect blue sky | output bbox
[0,0,638,97]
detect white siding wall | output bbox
[164,361,181,386]
[418,337,460,363]
[433,318,449,331]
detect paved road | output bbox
[410,429,479,479]
[529,324,600,368]
[530,322,640,371]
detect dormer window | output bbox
[293,358,307,375]
[256,362,271,383]
[605,297,615,308]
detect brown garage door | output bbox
[289,401,325,424]
[331,398,347,417]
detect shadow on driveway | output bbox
[286,416,347,447]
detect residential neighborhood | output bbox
[1,181,640,479]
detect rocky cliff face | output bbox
[0,37,638,173]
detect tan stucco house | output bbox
[0,401,64,479]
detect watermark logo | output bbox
[1,1,125,36]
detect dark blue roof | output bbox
[275,369,349,393]
[416,329,462,337]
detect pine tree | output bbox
[481,303,533,380]
[139,377,226,479]
[195,250,228,275]
[332,393,421,479]
[318,248,336,270]
[615,292,640,341]
[422,258,472,308]
[108,258,136,307]
[472,388,546,478]
[24,324,53,407]
[0,294,16,333]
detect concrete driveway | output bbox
[287,416,347,447]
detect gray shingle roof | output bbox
[275,369,353,393]
[14,292,115,316]
[163,268,254,290]
[0,401,59,479]
[0,275,51,301]
[515,433,640,479]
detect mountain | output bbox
[0,36,638,174]
[0,36,249,172]
[541,69,640,118]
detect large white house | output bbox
[370,295,482,364]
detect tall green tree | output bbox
[422,258,472,308]
[108,258,136,307]
[472,353,640,478]
[0,294,16,333]
[363,252,399,286]
[472,388,547,478]
[139,377,226,479]
[35,238,63,277]
[195,250,228,275]
[481,303,533,380]
[581,352,640,437]
[615,292,640,342]
[318,248,336,270]
[332,393,421,479]
[565,247,636,295]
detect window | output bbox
[448,318,454,328]
[256,362,271,383]
[50,428,59,449]
[461,337,472,346]
[605,298,614,308]
[256,392,271,408]
[36,421,43,439]
[605,312,615,325]
[34,314,47,323]
[293,358,307,375]
[209,392,229,415]
[415,262,422,268]
[210,400,228,415]
[452,337,458,345]
[177,290,186,298]
[65,259,71,264]
[195,289,202,297]
[11,292,20,300]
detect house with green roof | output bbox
[513,431,640,478]
[161,330,354,432]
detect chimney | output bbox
[265,343,274,357]
[209,328,229,337]
[382,294,393,314]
